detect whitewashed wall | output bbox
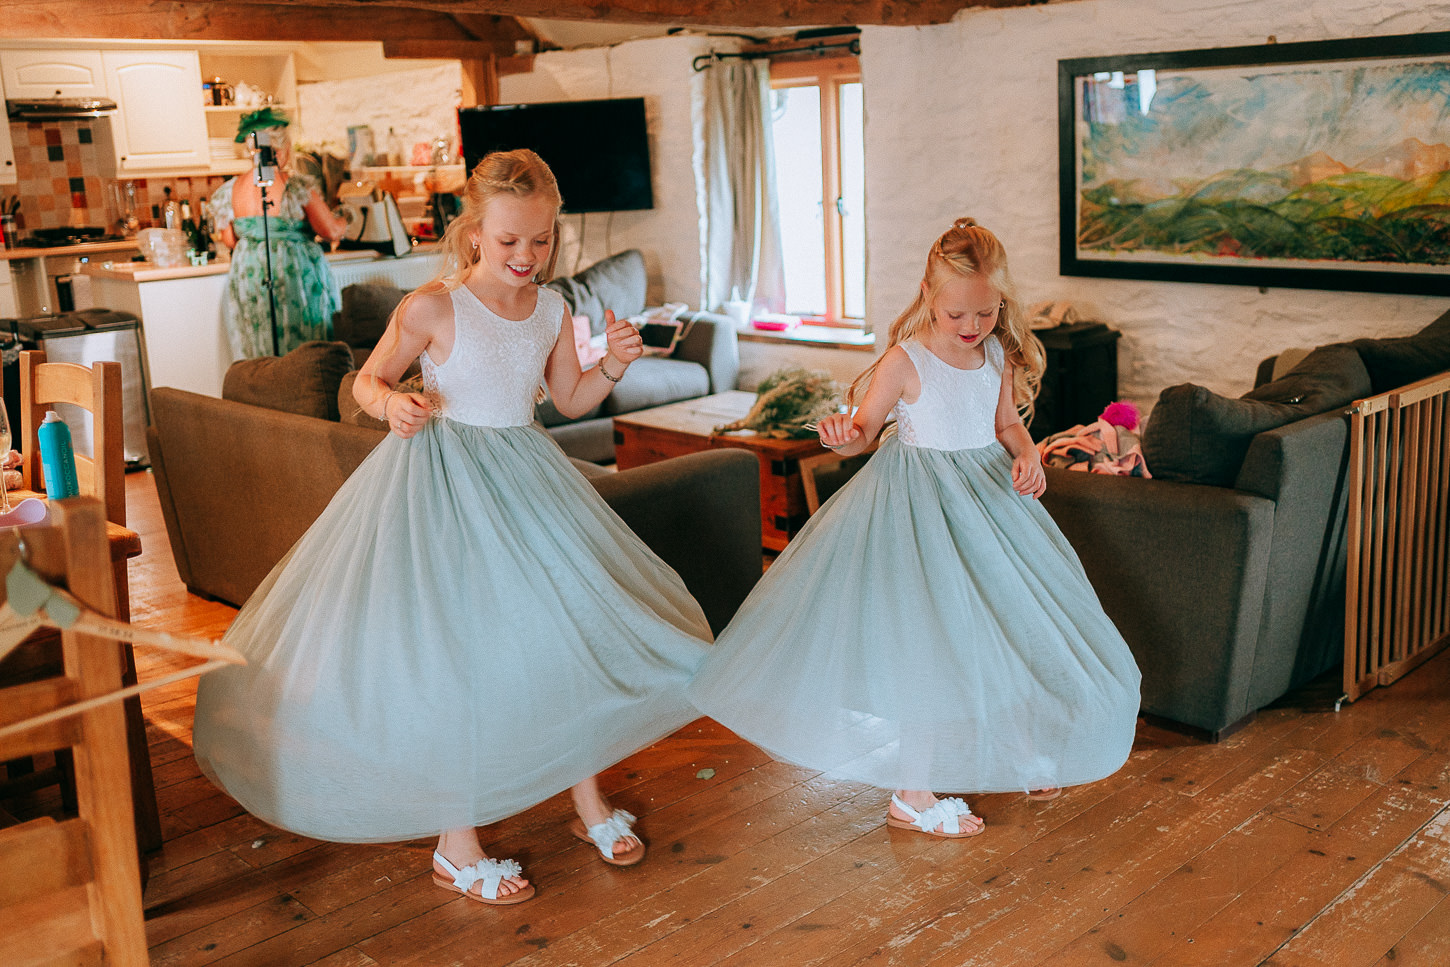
[861,0,1450,412]
[499,35,716,309]
[295,62,463,165]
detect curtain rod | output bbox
[692,38,861,72]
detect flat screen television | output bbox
[458,97,654,214]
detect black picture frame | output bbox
[1058,32,1450,295]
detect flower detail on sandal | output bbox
[570,808,646,866]
[432,851,535,905]
[886,794,984,838]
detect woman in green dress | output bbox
[212,108,348,358]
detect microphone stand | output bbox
[250,132,281,356]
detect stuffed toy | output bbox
[1037,401,1151,477]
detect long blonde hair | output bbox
[382,149,563,355]
[415,148,563,298]
[847,217,1045,422]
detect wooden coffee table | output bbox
[613,390,828,551]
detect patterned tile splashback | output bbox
[6,118,229,236]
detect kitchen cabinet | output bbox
[0,49,107,99]
[0,262,17,317]
[0,71,15,185]
[102,50,209,172]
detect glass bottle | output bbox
[162,186,180,231]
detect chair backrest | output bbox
[18,350,126,526]
[0,498,147,967]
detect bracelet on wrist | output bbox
[380,389,398,420]
[597,357,623,383]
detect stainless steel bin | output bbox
[7,308,151,468]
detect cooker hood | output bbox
[7,97,118,120]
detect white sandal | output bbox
[431,851,535,905]
[886,794,984,838]
[569,808,646,866]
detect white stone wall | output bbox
[499,35,715,310]
[295,61,464,164]
[861,0,1450,411]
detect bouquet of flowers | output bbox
[714,367,843,439]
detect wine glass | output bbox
[0,399,11,514]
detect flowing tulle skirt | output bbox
[687,436,1141,793]
[194,420,712,843]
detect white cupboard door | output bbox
[103,50,208,171]
[1,49,107,99]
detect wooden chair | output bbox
[799,442,878,515]
[0,498,148,967]
[4,350,161,855]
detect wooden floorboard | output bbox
[8,468,1444,967]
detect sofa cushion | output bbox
[600,356,711,416]
[1143,344,1370,486]
[333,282,407,348]
[535,393,603,427]
[337,371,389,430]
[545,249,647,335]
[1349,308,1450,394]
[222,341,356,421]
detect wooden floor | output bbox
[41,471,1450,965]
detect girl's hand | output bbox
[384,390,432,439]
[603,310,643,366]
[1012,450,1046,499]
[818,414,862,451]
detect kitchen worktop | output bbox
[1,239,142,261]
[81,244,439,281]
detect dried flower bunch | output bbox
[715,367,844,439]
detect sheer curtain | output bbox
[698,57,786,317]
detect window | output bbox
[770,56,865,327]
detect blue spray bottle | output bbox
[37,411,80,500]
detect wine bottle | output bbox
[180,199,201,255]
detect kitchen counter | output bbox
[0,239,141,261]
[85,246,445,398]
[82,247,384,282]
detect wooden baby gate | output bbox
[1344,370,1450,703]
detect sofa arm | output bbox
[148,387,385,607]
[591,448,760,635]
[673,311,740,393]
[1041,468,1277,736]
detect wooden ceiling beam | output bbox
[0,1,528,46]
[16,0,1044,32]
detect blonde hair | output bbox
[847,217,1045,423]
[382,149,564,365]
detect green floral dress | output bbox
[213,174,341,359]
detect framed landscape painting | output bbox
[1058,32,1450,295]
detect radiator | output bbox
[1344,371,1450,702]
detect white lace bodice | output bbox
[420,285,563,427]
[892,337,1004,451]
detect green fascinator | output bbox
[235,107,290,143]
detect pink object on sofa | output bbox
[574,314,607,367]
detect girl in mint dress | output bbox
[195,150,710,906]
[688,219,1141,838]
[212,109,346,359]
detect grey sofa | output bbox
[147,367,762,635]
[331,249,740,464]
[1040,309,1450,739]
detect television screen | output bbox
[459,97,654,214]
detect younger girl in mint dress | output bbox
[212,109,345,359]
[688,219,1141,838]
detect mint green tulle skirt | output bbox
[194,421,711,843]
[687,436,1141,793]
